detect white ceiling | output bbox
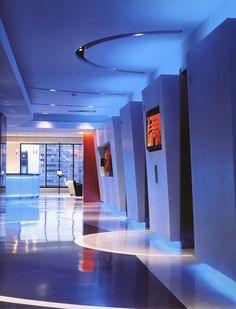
[0,0,226,136]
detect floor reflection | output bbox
[0,196,186,308]
[1,195,234,309]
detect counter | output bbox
[6,174,40,198]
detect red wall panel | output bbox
[83,132,100,202]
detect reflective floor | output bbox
[0,195,235,309]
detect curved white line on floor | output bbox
[0,295,131,309]
[75,230,193,258]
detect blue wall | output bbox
[120,101,146,222]
[94,117,126,212]
[187,19,236,281]
[142,75,180,240]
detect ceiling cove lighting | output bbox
[68,109,96,113]
[76,29,183,73]
[26,86,130,97]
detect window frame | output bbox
[20,143,83,188]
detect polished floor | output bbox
[0,195,235,309]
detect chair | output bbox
[66,180,82,196]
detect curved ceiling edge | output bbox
[26,86,131,97]
[75,30,183,74]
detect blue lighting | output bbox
[101,203,126,218]
[148,234,182,255]
[127,219,146,230]
[190,263,236,303]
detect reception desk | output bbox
[6,174,40,198]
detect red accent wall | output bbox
[83,132,100,202]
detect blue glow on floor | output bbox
[101,203,126,218]
[190,263,236,303]
[126,219,146,230]
[148,234,182,255]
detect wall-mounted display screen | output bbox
[146,106,162,151]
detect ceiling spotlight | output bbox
[50,104,56,106]
[43,112,48,115]
[37,121,53,129]
[88,105,93,108]
[49,89,57,92]
[133,32,144,37]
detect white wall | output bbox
[120,101,146,222]
[6,142,20,173]
[187,19,236,281]
[142,75,180,240]
[94,117,126,211]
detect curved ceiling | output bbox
[0,0,227,135]
[76,30,183,73]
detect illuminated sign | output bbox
[146,106,162,151]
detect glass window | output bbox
[20,143,83,187]
[74,144,83,183]
[39,145,46,186]
[60,144,73,185]
[46,144,59,187]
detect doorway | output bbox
[180,69,194,249]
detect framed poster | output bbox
[146,106,162,151]
[104,144,113,176]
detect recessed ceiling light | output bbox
[88,105,93,108]
[37,121,53,129]
[49,89,57,92]
[133,33,144,37]
[43,112,48,115]
[50,104,56,106]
